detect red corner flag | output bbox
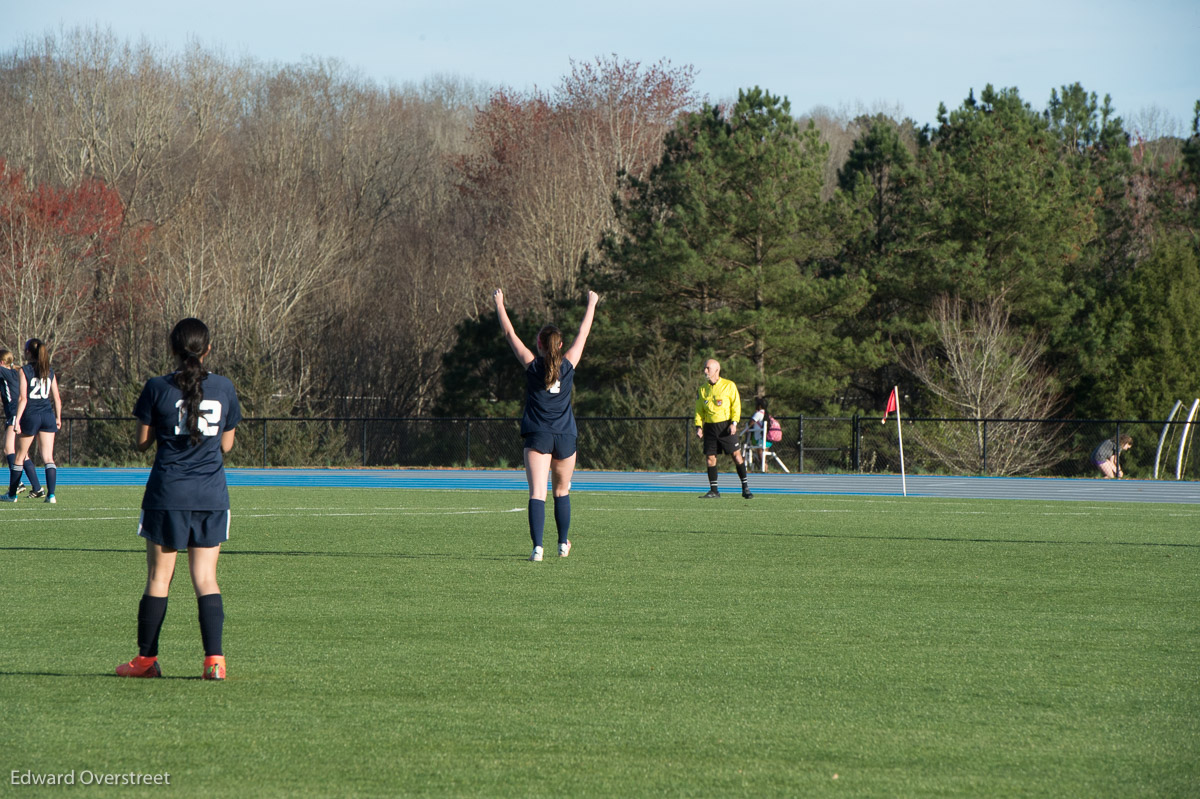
[883,386,907,496]
[882,387,898,423]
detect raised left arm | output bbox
[563,291,600,366]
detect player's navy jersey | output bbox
[1,366,20,416]
[134,372,242,511]
[520,357,576,436]
[20,364,56,415]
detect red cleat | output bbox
[202,655,226,680]
[116,655,162,678]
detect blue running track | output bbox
[47,468,1200,504]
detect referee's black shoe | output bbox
[742,491,754,499]
[699,489,720,499]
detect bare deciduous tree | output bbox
[0,34,703,425]
[460,57,698,311]
[903,295,1066,475]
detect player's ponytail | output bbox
[537,325,563,390]
[169,318,211,447]
[24,338,50,380]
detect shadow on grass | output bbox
[228,550,520,560]
[0,545,519,560]
[0,671,201,680]
[0,546,142,554]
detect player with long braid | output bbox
[116,318,241,680]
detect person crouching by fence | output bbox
[1092,434,1132,478]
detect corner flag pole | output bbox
[883,386,907,496]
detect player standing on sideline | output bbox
[494,288,599,562]
[3,339,60,503]
[116,318,241,680]
[1,348,28,496]
[694,359,752,499]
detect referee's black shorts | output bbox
[701,421,738,456]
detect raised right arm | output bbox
[494,289,536,367]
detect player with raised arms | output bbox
[115,318,241,680]
[2,338,61,503]
[494,288,599,562]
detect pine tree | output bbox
[600,88,874,410]
[1112,234,1200,420]
[925,86,1099,332]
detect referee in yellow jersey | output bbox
[694,359,752,499]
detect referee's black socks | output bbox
[707,465,719,493]
[736,462,749,493]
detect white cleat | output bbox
[46,495,56,504]
[559,540,571,558]
[529,546,543,562]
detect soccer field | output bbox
[2,487,1198,797]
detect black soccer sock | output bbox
[137,594,169,658]
[23,459,41,492]
[7,466,21,497]
[553,494,571,545]
[197,593,224,657]
[528,499,545,549]
[5,453,14,471]
[44,462,56,495]
[736,462,749,491]
[707,465,719,492]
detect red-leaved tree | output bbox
[0,158,144,374]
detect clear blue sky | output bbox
[6,0,1199,131]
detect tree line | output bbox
[2,28,1198,447]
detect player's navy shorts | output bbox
[139,509,230,550]
[702,421,739,456]
[4,413,15,428]
[522,432,577,459]
[18,409,57,436]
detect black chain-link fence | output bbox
[50,414,1199,480]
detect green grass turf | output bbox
[1,487,1198,797]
